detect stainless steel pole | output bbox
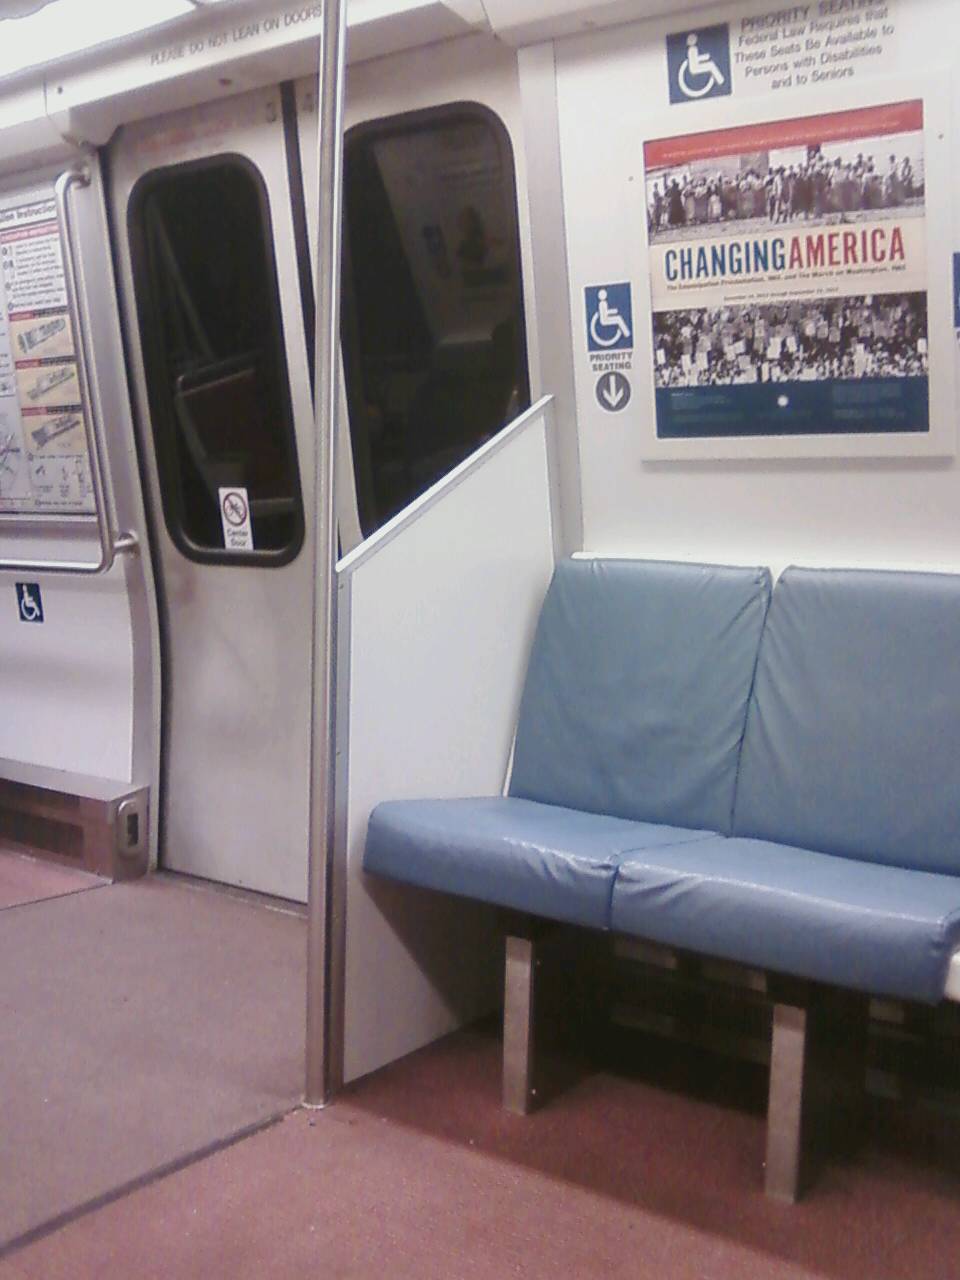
[304,0,347,1107]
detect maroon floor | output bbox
[3,1022,958,1279]
[0,848,104,910]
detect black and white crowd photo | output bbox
[652,293,929,389]
[646,129,924,246]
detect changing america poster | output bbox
[643,99,927,439]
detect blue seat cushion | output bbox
[509,558,771,834]
[610,836,960,1003]
[364,797,714,931]
[735,566,960,875]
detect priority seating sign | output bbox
[666,24,732,105]
[585,283,634,353]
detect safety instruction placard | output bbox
[0,187,94,516]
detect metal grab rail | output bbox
[0,163,137,575]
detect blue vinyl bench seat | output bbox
[365,558,960,1002]
[363,555,960,1200]
[367,807,960,1006]
[366,796,715,932]
[611,836,960,1005]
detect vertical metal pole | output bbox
[304,0,347,1107]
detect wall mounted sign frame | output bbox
[637,73,954,461]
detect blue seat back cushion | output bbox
[509,557,771,834]
[734,566,960,874]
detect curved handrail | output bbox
[0,162,137,575]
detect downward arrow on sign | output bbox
[602,374,624,408]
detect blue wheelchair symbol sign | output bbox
[585,283,633,353]
[16,582,43,624]
[666,25,732,105]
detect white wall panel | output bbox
[556,0,960,575]
[0,564,133,778]
[0,159,151,788]
[339,400,557,1083]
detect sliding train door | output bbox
[110,88,315,901]
[294,31,533,540]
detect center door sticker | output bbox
[643,99,927,439]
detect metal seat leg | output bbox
[765,1001,811,1202]
[765,987,868,1202]
[503,934,538,1114]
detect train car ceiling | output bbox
[0,0,196,80]
[0,0,487,177]
[482,0,711,45]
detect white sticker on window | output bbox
[219,486,254,551]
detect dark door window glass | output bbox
[343,104,529,535]
[129,156,304,563]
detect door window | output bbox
[128,156,304,563]
[342,104,529,536]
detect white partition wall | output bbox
[336,398,559,1084]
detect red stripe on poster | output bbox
[0,221,59,244]
[644,101,923,170]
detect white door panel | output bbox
[110,88,314,902]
